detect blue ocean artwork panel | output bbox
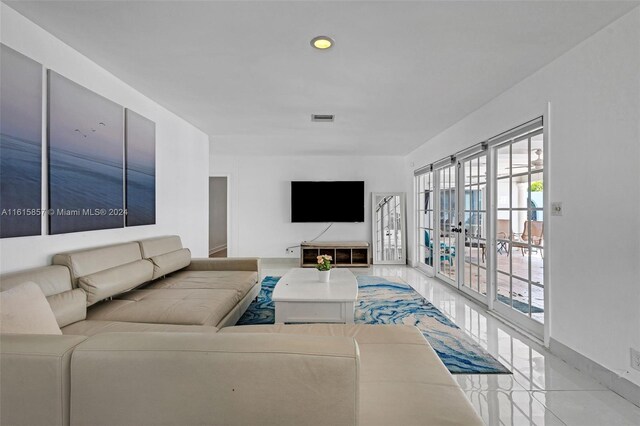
[125,109,156,226]
[47,71,124,234]
[0,45,43,238]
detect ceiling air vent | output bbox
[311,114,334,122]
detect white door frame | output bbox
[414,172,435,276]
[487,119,547,339]
[372,192,407,265]
[431,151,491,304]
[433,162,458,287]
[412,110,550,344]
[456,150,490,305]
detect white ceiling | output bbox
[5,1,638,156]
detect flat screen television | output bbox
[291,181,365,223]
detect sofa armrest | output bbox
[186,257,260,274]
[71,332,359,426]
[0,334,87,426]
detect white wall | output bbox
[209,177,228,252]
[405,8,640,387]
[0,4,210,273]
[210,155,406,258]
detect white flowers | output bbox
[316,254,332,271]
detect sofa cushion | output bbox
[0,282,62,335]
[221,325,450,386]
[62,320,218,336]
[221,324,483,426]
[220,323,425,344]
[0,265,72,295]
[138,235,183,258]
[356,341,456,386]
[78,260,154,306]
[47,288,87,327]
[0,334,87,426]
[145,270,258,299]
[53,242,143,286]
[70,332,358,426]
[186,258,260,272]
[86,289,239,326]
[359,381,482,426]
[216,284,261,329]
[0,265,86,327]
[149,248,191,279]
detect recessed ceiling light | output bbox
[311,36,333,50]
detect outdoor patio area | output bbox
[445,245,545,323]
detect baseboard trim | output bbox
[260,257,299,267]
[549,338,640,408]
[209,244,227,255]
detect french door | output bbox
[416,118,545,337]
[435,164,458,285]
[416,157,488,302]
[491,126,545,335]
[415,170,435,272]
[460,154,488,299]
[430,153,488,303]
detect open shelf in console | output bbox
[300,241,370,268]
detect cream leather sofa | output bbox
[1,235,256,336]
[54,235,261,330]
[0,236,483,426]
[1,327,483,426]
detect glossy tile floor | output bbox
[261,261,640,426]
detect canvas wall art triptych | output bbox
[0,44,156,238]
[0,44,42,238]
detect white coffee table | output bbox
[272,268,358,324]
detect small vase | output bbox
[318,269,331,283]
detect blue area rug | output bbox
[237,275,510,374]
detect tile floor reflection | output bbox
[260,261,640,425]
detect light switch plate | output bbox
[551,202,563,216]
[631,348,640,372]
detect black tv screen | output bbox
[291,181,365,223]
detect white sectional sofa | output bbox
[0,235,483,426]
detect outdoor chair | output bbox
[512,220,544,257]
[496,219,511,255]
[424,230,455,266]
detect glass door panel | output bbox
[415,172,434,272]
[492,128,545,332]
[415,119,545,337]
[375,204,382,261]
[373,193,406,264]
[462,154,487,298]
[436,165,457,283]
